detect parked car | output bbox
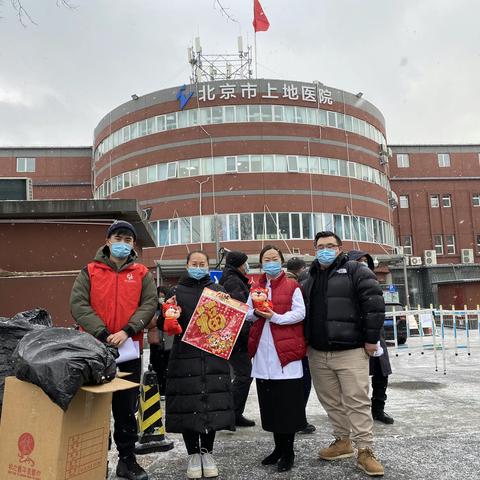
[384,302,407,344]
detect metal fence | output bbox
[385,305,480,373]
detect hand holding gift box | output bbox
[182,288,248,359]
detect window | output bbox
[250,155,262,172]
[476,234,480,254]
[396,154,409,168]
[16,157,35,172]
[167,162,177,179]
[442,194,451,208]
[430,194,440,208]
[225,156,237,173]
[287,156,298,172]
[472,194,480,207]
[445,235,455,254]
[434,235,444,255]
[399,195,409,208]
[240,213,253,240]
[402,235,413,255]
[438,153,450,167]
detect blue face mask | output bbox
[188,267,209,280]
[110,242,132,259]
[263,261,282,277]
[244,262,250,274]
[316,248,337,265]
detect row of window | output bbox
[94,154,390,199]
[396,153,452,169]
[399,193,452,209]
[400,234,456,255]
[16,157,36,173]
[149,211,395,247]
[399,193,480,209]
[94,103,387,161]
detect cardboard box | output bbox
[0,376,138,480]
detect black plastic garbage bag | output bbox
[10,308,53,327]
[13,328,119,411]
[0,316,49,413]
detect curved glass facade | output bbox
[149,211,395,248]
[94,103,387,161]
[95,154,390,199]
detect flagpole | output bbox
[254,30,258,79]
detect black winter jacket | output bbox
[165,274,235,433]
[219,264,250,352]
[301,253,385,351]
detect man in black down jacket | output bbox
[219,251,255,427]
[301,232,385,477]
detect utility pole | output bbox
[195,177,210,250]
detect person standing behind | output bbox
[148,286,173,398]
[302,231,385,477]
[70,220,158,480]
[348,250,394,425]
[219,250,256,428]
[286,257,315,435]
[164,250,234,479]
[248,245,307,473]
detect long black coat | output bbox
[301,254,385,350]
[219,264,250,352]
[165,274,235,433]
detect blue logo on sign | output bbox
[209,270,223,284]
[176,85,194,110]
[388,284,397,293]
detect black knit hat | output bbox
[106,220,137,241]
[225,251,248,268]
[286,257,307,272]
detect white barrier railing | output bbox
[385,304,480,374]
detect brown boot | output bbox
[357,447,384,476]
[319,437,354,460]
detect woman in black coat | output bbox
[164,250,234,479]
[348,250,394,425]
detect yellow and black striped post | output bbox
[134,365,174,454]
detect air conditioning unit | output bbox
[394,246,404,255]
[461,248,474,264]
[410,256,422,266]
[424,250,437,265]
[387,147,393,158]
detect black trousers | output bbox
[228,348,253,417]
[149,345,170,395]
[371,373,388,414]
[112,357,142,458]
[182,431,216,454]
[272,433,295,456]
[302,357,312,408]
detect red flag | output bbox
[253,0,270,32]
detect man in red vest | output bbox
[70,220,157,480]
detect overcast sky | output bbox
[0,0,478,147]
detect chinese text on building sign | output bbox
[197,82,333,105]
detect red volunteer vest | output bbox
[87,261,148,347]
[248,271,307,367]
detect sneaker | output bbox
[201,450,219,478]
[357,447,384,476]
[319,437,354,461]
[186,454,202,479]
[116,455,148,480]
[235,415,256,427]
[372,411,394,424]
[298,423,316,434]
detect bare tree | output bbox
[2,0,75,27]
[212,0,238,24]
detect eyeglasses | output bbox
[316,244,339,250]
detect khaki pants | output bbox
[308,347,373,448]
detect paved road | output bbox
[109,342,480,479]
